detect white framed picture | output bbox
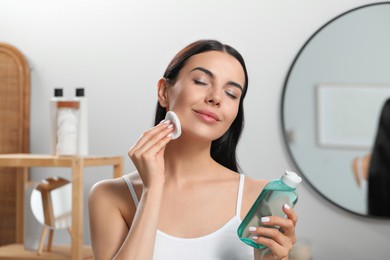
[316,83,390,149]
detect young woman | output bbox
[89,40,298,260]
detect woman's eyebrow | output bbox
[227,81,243,91]
[190,67,243,91]
[190,67,214,78]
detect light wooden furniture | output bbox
[0,154,124,259]
[0,42,30,246]
[0,244,93,260]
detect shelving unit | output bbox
[0,154,123,259]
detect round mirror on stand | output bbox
[30,177,72,255]
[281,2,390,218]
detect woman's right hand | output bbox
[128,120,174,188]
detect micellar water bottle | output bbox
[237,170,302,249]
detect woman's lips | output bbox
[193,109,220,123]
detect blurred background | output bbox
[1,0,389,259]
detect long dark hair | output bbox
[368,98,390,216]
[154,40,249,173]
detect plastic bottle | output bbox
[74,87,88,155]
[50,88,64,155]
[237,170,302,249]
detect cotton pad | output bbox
[165,111,182,139]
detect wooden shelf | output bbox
[0,154,123,259]
[0,154,123,167]
[0,244,93,259]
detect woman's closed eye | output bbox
[194,79,208,86]
[225,91,238,100]
[193,76,240,100]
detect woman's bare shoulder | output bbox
[241,174,268,218]
[89,171,143,206]
[88,173,141,259]
[89,175,125,198]
[88,171,144,229]
[243,174,268,194]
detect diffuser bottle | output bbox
[237,170,302,249]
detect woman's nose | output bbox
[205,88,221,106]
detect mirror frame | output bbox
[280,2,390,218]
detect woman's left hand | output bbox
[250,204,297,260]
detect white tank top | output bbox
[122,174,254,260]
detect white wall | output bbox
[1,0,389,259]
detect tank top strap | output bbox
[122,175,139,208]
[236,174,245,218]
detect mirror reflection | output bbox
[282,3,390,217]
[352,98,390,216]
[30,176,72,254]
[31,176,72,229]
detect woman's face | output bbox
[162,50,245,141]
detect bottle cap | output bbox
[76,88,85,97]
[54,88,63,97]
[281,170,302,188]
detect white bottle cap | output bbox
[281,170,302,188]
[165,111,182,140]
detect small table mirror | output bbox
[30,177,72,255]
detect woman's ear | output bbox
[157,78,169,107]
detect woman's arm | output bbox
[89,121,174,260]
[89,179,165,260]
[89,180,131,259]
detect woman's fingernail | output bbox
[261,217,270,223]
[284,203,291,210]
[252,236,258,240]
[163,120,171,125]
[167,124,173,129]
[248,227,257,232]
[167,133,173,138]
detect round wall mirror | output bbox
[281,2,390,217]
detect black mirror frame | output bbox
[280,1,390,219]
